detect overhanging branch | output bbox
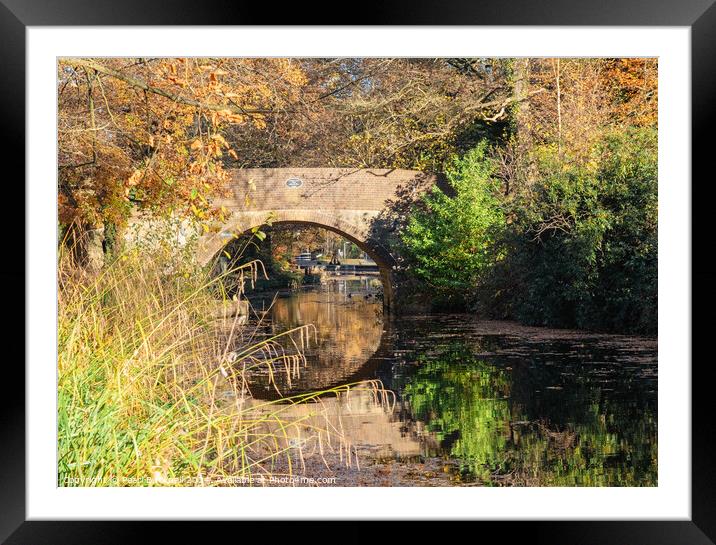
[63,58,277,116]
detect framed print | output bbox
[3,0,715,542]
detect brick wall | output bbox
[215,168,434,212]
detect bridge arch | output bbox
[198,210,398,308]
[196,168,437,311]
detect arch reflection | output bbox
[245,279,391,399]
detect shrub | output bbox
[399,142,506,307]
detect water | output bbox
[243,279,657,486]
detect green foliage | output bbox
[400,127,657,334]
[400,142,506,304]
[500,127,657,333]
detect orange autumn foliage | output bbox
[58,58,308,229]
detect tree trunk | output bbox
[512,58,538,190]
[84,223,106,273]
[102,220,118,260]
[513,58,531,150]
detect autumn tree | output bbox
[332,58,522,171]
[601,58,658,128]
[275,58,537,172]
[58,57,308,265]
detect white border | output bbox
[27,27,691,520]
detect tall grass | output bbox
[58,242,381,486]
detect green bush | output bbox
[501,127,658,333]
[400,142,506,306]
[401,128,657,334]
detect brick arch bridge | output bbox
[196,168,437,310]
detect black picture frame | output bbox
[3,1,713,542]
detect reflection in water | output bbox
[392,340,657,486]
[244,279,384,395]
[242,385,435,463]
[241,280,658,486]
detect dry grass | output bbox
[57,242,384,486]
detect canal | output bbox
[240,278,657,486]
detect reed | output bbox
[57,242,381,486]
